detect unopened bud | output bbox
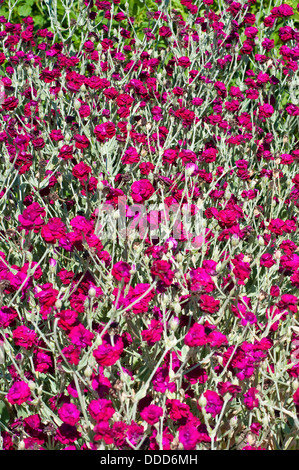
[28,380,36,391]
[18,440,25,450]
[173,302,181,315]
[88,287,97,298]
[258,291,267,301]
[74,99,81,110]
[231,234,239,246]
[169,315,180,330]
[55,299,62,310]
[198,394,207,408]
[84,365,93,378]
[26,251,33,262]
[224,189,231,200]
[258,237,265,247]
[65,133,71,143]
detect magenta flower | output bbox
[178,423,200,450]
[131,179,155,203]
[93,336,124,367]
[140,404,163,425]
[12,325,37,349]
[203,390,224,418]
[112,261,132,284]
[184,323,207,347]
[58,403,81,426]
[6,381,31,405]
[68,323,95,348]
[41,218,66,244]
[87,399,115,422]
[243,388,259,410]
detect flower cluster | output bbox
[0,0,299,451]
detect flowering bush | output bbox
[0,0,299,451]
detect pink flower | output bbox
[243,387,259,410]
[184,323,207,347]
[199,294,220,314]
[188,267,215,293]
[131,179,155,203]
[93,336,124,367]
[18,202,45,232]
[259,103,274,118]
[58,403,80,426]
[126,421,144,448]
[112,261,132,284]
[231,255,251,285]
[178,423,200,450]
[88,399,115,422]
[140,404,163,425]
[72,162,92,182]
[141,319,163,345]
[6,381,31,405]
[151,260,174,286]
[177,56,191,68]
[94,122,116,142]
[122,147,140,164]
[35,283,59,308]
[41,218,66,243]
[73,134,90,149]
[68,323,95,348]
[12,325,37,349]
[204,390,224,417]
[0,306,18,328]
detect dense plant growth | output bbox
[0,0,299,451]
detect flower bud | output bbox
[173,302,181,315]
[15,353,23,363]
[224,189,231,200]
[18,440,25,450]
[65,133,71,143]
[169,316,180,330]
[26,251,33,262]
[231,234,239,246]
[74,98,81,110]
[95,335,102,346]
[198,395,207,408]
[88,287,97,298]
[28,380,36,391]
[84,366,93,378]
[55,299,62,310]
[49,258,57,272]
[258,237,265,247]
[217,261,227,273]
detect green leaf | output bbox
[0,400,10,427]
[33,14,46,27]
[18,4,32,16]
